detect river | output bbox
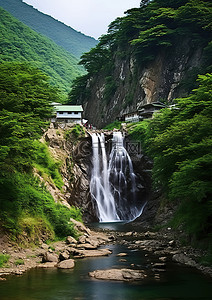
[0,223,212,300]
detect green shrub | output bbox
[49,204,76,238]
[0,172,78,241]
[103,121,122,130]
[33,140,64,190]
[169,199,211,238]
[69,206,83,223]
[0,253,10,267]
[65,124,85,140]
[199,251,212,267]
[14,259,24,266]
[17,214,55,245]
[127,120,149,144]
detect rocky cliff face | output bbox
[68,135,98,222]
[81,38,205,128]
[39,124,97,222]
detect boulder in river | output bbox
[59,251,70,261]
[89,268,147,281]
[38,262,57,268]
[172,253,197,267]
[70,218,91,235]
[74,248,112,258]
[76,243,97,250]
[57,259,75,269]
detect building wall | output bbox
[56,112,82,119]
[125,114,139,122]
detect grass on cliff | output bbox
[0,171,81,245]
[103,121,122,130]
[33,140,64,190]
[0,253,10,267]
[64,124,85,142]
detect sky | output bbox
[23,0,141,39]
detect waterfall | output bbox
[90,133,119,222]
[90,131,145,222]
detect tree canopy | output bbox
[0,62,56,172]
[0,61,80,241]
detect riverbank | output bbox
[0,219,113,280]
[114,228,212,278]
[1,222,212,281]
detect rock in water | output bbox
[117,252,128,257]
[74,248,112,258]
[57,259,75,269]
[38,262,57,268]
[89,268,146,281]
[172,253,197,267]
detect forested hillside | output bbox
[0,62,81,243]
[0,7,84,95]
[69,0,212,127]
[0,0,98,58]
[129,74,212,244]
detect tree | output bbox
[79,46,112,74]
[0,62,58,171]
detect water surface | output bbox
[0,241,211,300]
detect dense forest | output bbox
[0,7,85,96]
[0,62,82,244]
[129,74,212,244]
[0,2,91,244]
[0,0,98,58]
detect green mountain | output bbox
[0,0,98,58]
[0,7,85,94]
[69,0,211,127]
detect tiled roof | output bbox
[54,105,83,112]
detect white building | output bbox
[51,105,83,124]
[124,111,140,122]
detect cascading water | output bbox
[90,131,145,222]
[90,133,119,222]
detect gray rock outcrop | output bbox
[89,268,147,281]
[57,259,75,269]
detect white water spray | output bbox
[90,133,119,222]
[90,132,145,222]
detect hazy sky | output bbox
[23,0,141,39]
